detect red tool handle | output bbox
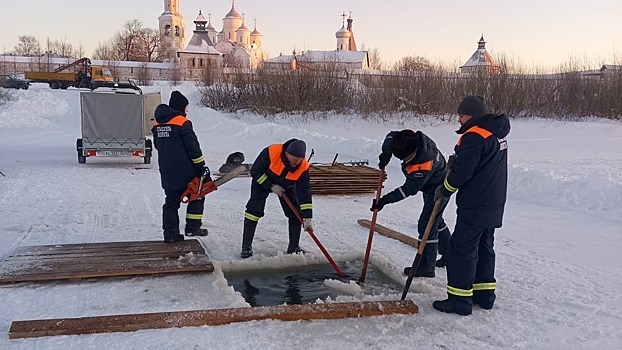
[359,168,385,283]
[281,193,345,278]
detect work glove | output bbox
[303,219,313,231]
[370,196,390,212]
[434,184,453,204]
[271,184,284,197]
[447,155,456,171]
[378,152,392,169]
[201,165,212,182]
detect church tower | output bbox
[223,0,243,43]
[207,13,218,45]
[159,0,186,61]
[250,20,263,49]
[236,18,251,47]
[460,34,500,74]
[335,14,351,51]
[346,13,357,51]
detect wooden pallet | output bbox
[219,163,385,195]
[357,219,419,248]
[9,300,418,339]
[310,164,385,195]
[0,240,213,284]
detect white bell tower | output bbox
[159,0,186,60]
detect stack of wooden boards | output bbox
[222,163,385,195]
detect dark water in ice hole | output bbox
[225,261,403,307]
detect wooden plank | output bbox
[5,248,201,261]
[0,264,212,283]
[0,240,212,284]
[9,300,418,339]
[10,240,203,256]
[357,219,419,248]
[0,256,212,273]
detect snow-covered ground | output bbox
[0,83,621,350]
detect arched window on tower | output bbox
[164,25,171,36]
[175,26,180,37]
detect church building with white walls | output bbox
[160,0,265,72]
[264,13,369,72]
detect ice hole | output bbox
[224,261,402,307]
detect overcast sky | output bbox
[1,0,620,69]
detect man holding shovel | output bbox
[433,95,510,316]
[372,130,452,277]
[241,139,312,259]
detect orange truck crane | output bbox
[24,58,114,90]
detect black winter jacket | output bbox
[445,114,510,228]
[383,131,447,204]
[250,139,313,218]
[152,104,205,189]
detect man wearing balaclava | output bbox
[241,139,312,259]
[373,129,453,277]
[152,91,209,243]
[433,95,510,316]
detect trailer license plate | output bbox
[98,150,129,156]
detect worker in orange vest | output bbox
[374,130,452,277]
[152,91,209,243]
[433,95,510,316]
[241,139,312,259]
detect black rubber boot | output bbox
[432,299,472,316]
[286,218,305,254]
[435,254,448,268]
[403,243,438,277]
[403,267,436,278]
[163,229,184,243]
[473,292,495,310]
[185,228,208,237]
[241,219,257,259]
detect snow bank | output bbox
[508,160,622,220]
[0,88,69,128]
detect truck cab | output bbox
[91,67,113,82]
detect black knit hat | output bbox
[457,95,488,117]
[391,130,419,160]
[169,91,189,112]
[286,139,306,158]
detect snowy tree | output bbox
[394,55,433,72]
[14,35,41,56]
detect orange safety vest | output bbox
[154,115,187,127]
[406,160,433,174]
[268,144,310,181]
[456,126,492,146]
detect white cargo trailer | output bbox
[76,86,161,164]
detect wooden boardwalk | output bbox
[0,240,213,284]
[9,300,419,339]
